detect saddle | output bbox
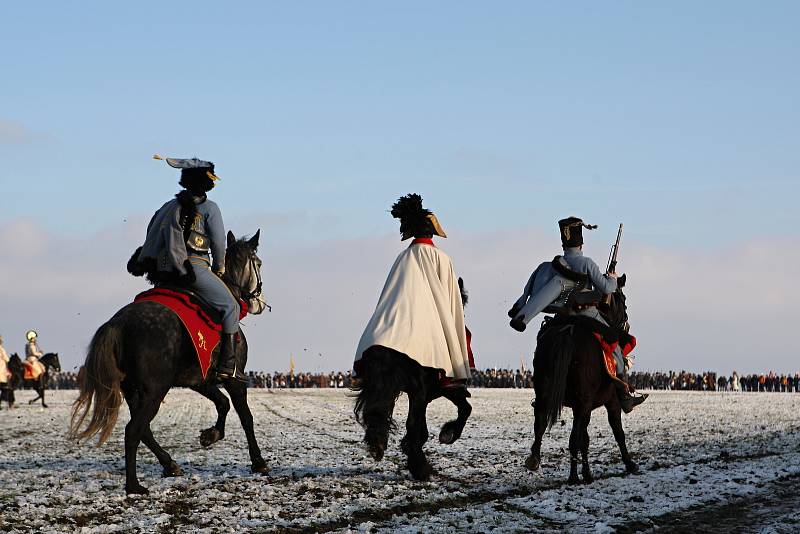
[538,315,636,388]
[134,287,247,379]
[23,360,45,381]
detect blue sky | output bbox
[1,2,798,373]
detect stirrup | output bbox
[218,366,247,383]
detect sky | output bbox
[0,1,798,375]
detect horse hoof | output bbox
[525,454,541,471]
[42,404,48,408]
[626,462,640,475]
[126,483,149,495]
[582,472,594,484]
[409,459,433,481]
[162,462,183,478]
[438,422,462,445]
[368,443,385,462]
[199,428,223,447]
[567,474,580,485]
[251,458,268,474]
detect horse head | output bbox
[224,230,269,315]
[8,354,23,386]
[603,283,629,332]
[42,352,61,372]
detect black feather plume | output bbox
[391,193,433,239]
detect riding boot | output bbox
[615,373,648,414]
[216,334,245,382]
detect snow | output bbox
[1,389,799,532]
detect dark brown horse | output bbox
[7,352,61,408]
[525,288,640,483]
[69,231,269,494]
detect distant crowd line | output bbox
[32,369,800,393]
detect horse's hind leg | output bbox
[438,388,472,445]
[192,383,230,447]
[124,390,166,494]
[606,402,639,474]
[568,406,590,484]
[404,390,432,481]
[141,428,182,477]
[28,387,41,405]
[224,381,267,474]
[525,396,549,471]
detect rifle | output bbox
[606,223,623,274]
[603,224,623,306]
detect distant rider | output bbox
[508,217,646,413]
[24,330,46,380]
[0,335,10,408]
[129,155,243,381]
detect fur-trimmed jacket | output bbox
[128,191,225,286]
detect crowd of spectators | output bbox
[21,368,800,393]
[628,370,800,392]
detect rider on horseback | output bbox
[24,330,46,380]
[0,335,10,407]
[509,217,646,413]
[129,155,243,381]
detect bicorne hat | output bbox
[558,217,597,247]
[391,193,447,241]
[153,154,219,181]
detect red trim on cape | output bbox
[411,237,435,247]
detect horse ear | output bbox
[249,229,261,249]
[227,230,236,248]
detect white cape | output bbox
[355,243,471,379]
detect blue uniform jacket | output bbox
[138,195,226,275]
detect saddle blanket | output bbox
[593,332,636,391]
[541,315,636,390]
[23,361,45,381]
[134,288,247,379]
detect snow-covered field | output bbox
[1,388,799,533]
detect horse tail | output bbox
[68,322,125,446]
[352,347,403,459]
[544,325,574,429]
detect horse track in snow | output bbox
[1,388,799,533]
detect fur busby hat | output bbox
[153,154,219,194]
[391,193,447,241]
[558,217,597,247]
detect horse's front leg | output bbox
[606,400,639,474]
[404,390,432,481]
[191,383,230,447]
[40,379,48,408]
[224,380,267,474]
[438,387,472,445]
[580,409,593,483]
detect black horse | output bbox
[353,349,473,480]
[7,352,61,408]
[69,231,269,494]
[525,288,640,483]
[353,280,473,481]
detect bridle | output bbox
[224,250,270,312]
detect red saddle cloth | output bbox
[593,332,637,390]
[134,288,247,379]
